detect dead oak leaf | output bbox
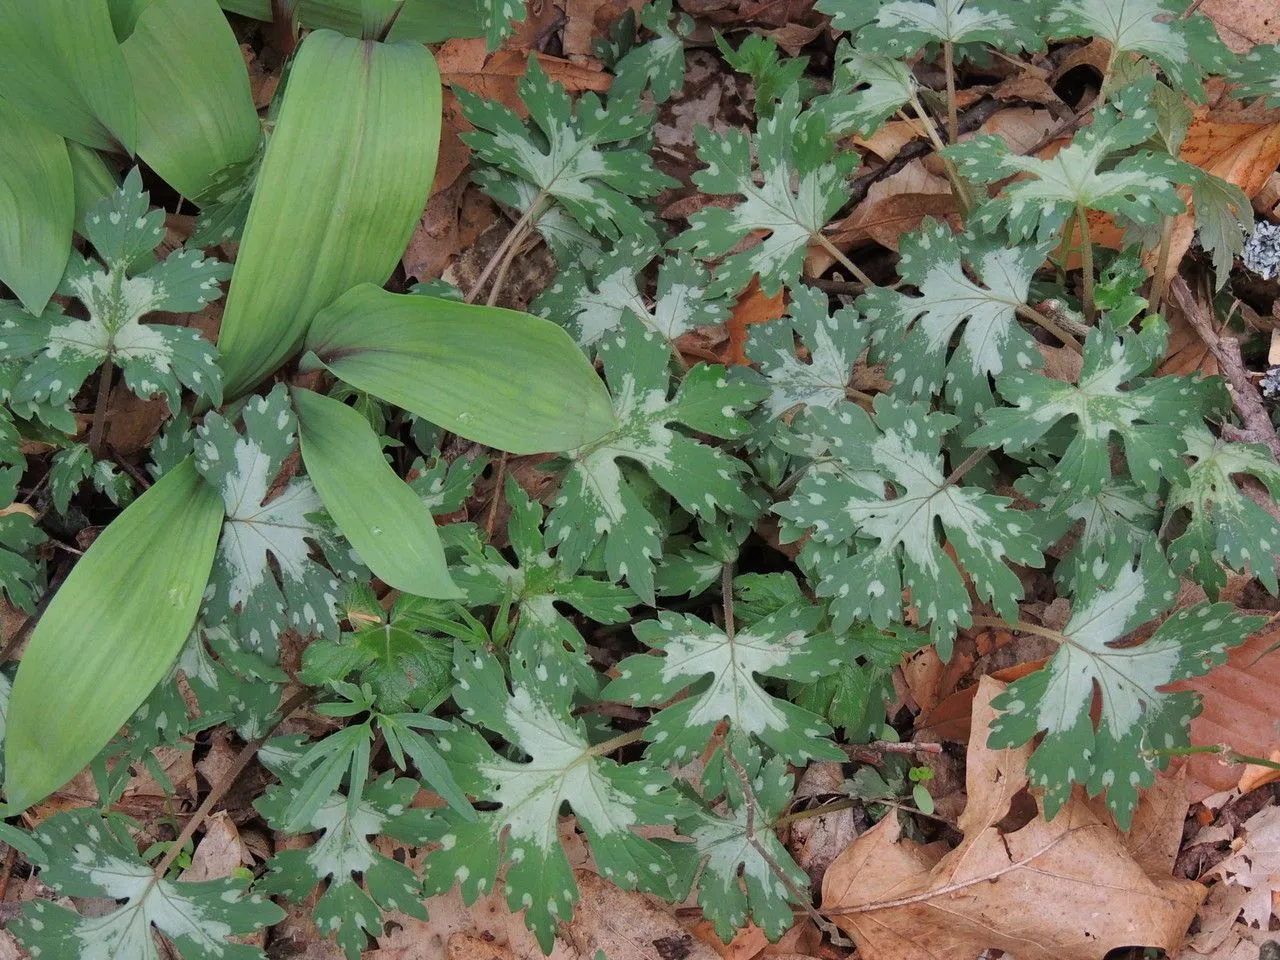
[1208,805,1280,928]
[821,677,1206,960]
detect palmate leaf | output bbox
[815,0,882,32]
[858,219,1049,416]
[716,33,812,117]
[1016,466,1159,595]
[1046,0,1230,100]
[195,384,343,659]
[48,442,134,513]
[664,750,808,941]
[748,284,868,417]
[970,325,1229,503]
[0,169,227,412]
[534,237,728,356]
[545,316,765,604]
[776,397,1043,655]
[0,466,45,613]
[671,89,857,297]
[856,0,1041,57]
[12,810,282,960]
[610,0,694,102]
[424,648,683,951]
[948,79,1185,243]
[812,47,914,137]
[1229,43,1280,106]
[988,549,1265,827]
[256,756,434,960]
[1165,425,1280,595]
[459,57,675,246]
[604,603,848,764]
[477,0,526,50]
[454,477,637,696]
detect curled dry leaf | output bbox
[821,677,1205,960]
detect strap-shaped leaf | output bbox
[0,0,136,151]
[4,457,223,812]
[303,284,615,454]
[122,0,260,198]
[0,98,73,314]
[292,387,459,600]
[217,29,441,397]
[218,0,484,43]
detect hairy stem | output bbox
[88,356,114,458]
[1015,303,1082,352]
[943,41,959,145]
[813,233,874,287]
[943,446,991,488]
[970,614,1065,643]
[722,562,736,640]
[908,91,973,218]
[1148,216,1174,316]
[585,727,646,758]
[1076,205,1096,325]
[466,194,547,304]
[1145,743,1280,770]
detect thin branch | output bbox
[150,687,313,883]
[465,195,547,304]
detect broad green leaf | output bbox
[217,29,441,397]
[858,219,1048,416]
[107,0,157,39]
[988,549,1265,827]
[748,284,868,417]
[0,169,228,413]
[11,810,283,960]
[776,397,1043,654]
[0,99,73,314]
[218,0,484,42]
[293,387,459,600]
[191,144,262,247]
[122,0,260,198]
[1046,0,1230,100]
[303,283,615,454]
[970,326,1228,502]
[66,142,120,227]
[4,457,222,812]
[534,238,729,356]
[454,476,637,696]
[1165,425,1280,595]
[671,89,857,297]
[459,57,674,247]
[815,0,882,32]
[812,48,913,137]
[948,79,1184,242]
[195,384,342,656]
[424,648,682,952]
[665,750,808,941]
[256,764,433,960]
[410,449,489,516]
[545,317,765,603]
[605,604,848,763]
[0,0,136,151]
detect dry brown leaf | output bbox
[977,106,1058,155]
[437,39,611,116]
[183,811,252,882]
[1200,0,1280,54]
[725,276,786,365]
[787,762,859,886]
[1208,805,1280,928]
[403,176,469,282]
[1168,623,1280,800]
[852,120,919,162]
[822,677,1206,960]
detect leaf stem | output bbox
[466,194,547,304]
[1015,304,1082,352]
[1148,216,1174,317]
[813,233,874,287]
[1145,743,1280,770]
[88,356,114,458]
[585,727,646,758]
[970,614,1065,644]
[943,41,959,146]
[1075,204,1096,325]
[943,446,991,488]
[907,91,973,218]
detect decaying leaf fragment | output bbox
[821,677,1205,960]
